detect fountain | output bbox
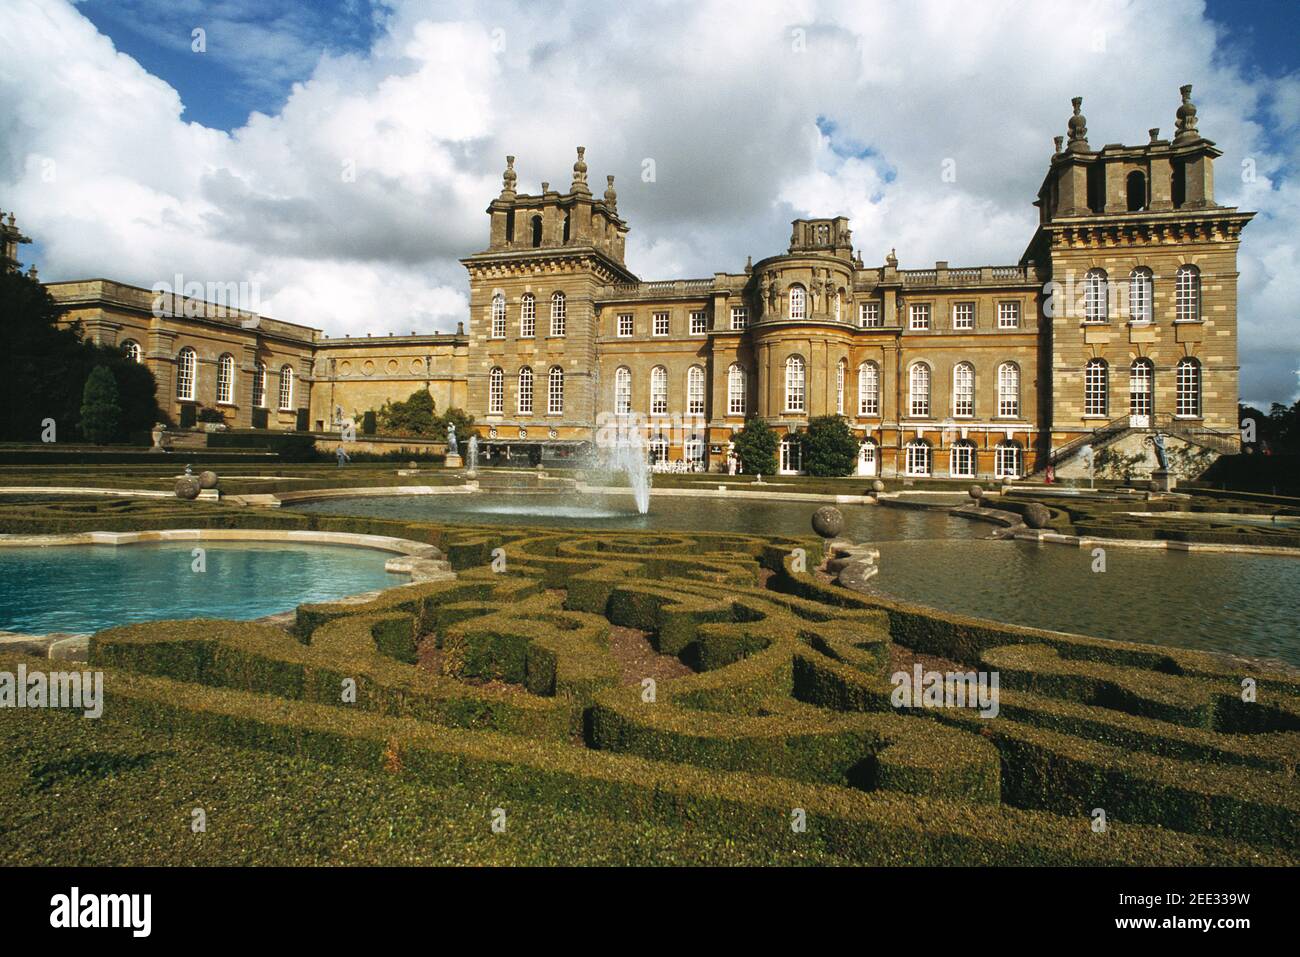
[466,434,479,476]
[605,433,652,515]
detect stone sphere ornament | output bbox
[969,485,984,500]
[198,470,219,490]
[174,477,201,500]
[871,479,885,493]
[1023,502,1051,529]
[811,506,845,539]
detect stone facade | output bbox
[31,86,1250,478]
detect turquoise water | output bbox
[0,542,404,635]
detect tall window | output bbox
[859,301,881,328]
[488,367,504,414]
[517,367,533,414]
[617,313,633,337]
[217,354,235,404]
[780,436,802,474]
[950,440,976,478]
[1084,359,1108,417]
[909,303,931,330]
[1084,269,1108,323]
[1129,358,1153,417]
[650,366,668,415]
[252,362,266,408]
[520,294,536,337]
[788,285,807,320]
[908,362,931,417]
[905,440,931,477]
[690,311,707,335]
[998,301,1020,329]
[491,293,506,338]
[1176,358,1201,417]
[1175,265,1200,322]
[952,303,974,330]
[122,339,142,363]
[858,361,880,416]
[998,362,1020,417]
[836,359,846,415]
[653,312,670,336]
[727,364,746,415]
[550,292,566,336]
[548,366,564,414]
[1128,268,1153,323]
[995,442,1022,479]
[687,366,705,415]
[278,364,294,411]
[176,347,196,401]
[730,307,748,330]
[784,355,805,413]
[615,366,632,415]
[952,362,974,417]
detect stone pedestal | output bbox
[1150,469,1177,492]
[444,454,463,469]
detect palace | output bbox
[14,85,1251,478]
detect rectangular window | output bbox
[859,301,881,328]
[950,444,975,478]
[617,313,633,337]
[730,307,748,330]
[952,303,974,330]
[653,312,670,336]
[550,296,566,337]
[520,297,535,337]
[909,303,931,331]
[689,311,707,335]
[905,444,931,477]
[998,301,1020,329]
[995,445,1021,478]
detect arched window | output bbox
[687,366,705,416]
[908,362,930,417]
[1129,358,1153,418]
[998,362,1020,417]
[994,441,1022,479]
[905,439,931,477]
[1175,265,1200,322]
[615,366,632,415]
[950,439,977,478]
[252,362,266,408]
[488,367,504,414]
[858,361,880,416]
[1084,358,1108,417]
[952,362,974,417]
[727,364,746,416]
[1128,267,1153,323]
[491,293,506,338]
[836,358,847,415]
[550,291,566,337]
[1084,269,1108,323]
[788,284,807,321]
[217,353,235,404]
[278,364,294,411]
[517,367,534,414]
[1176,358,1201,417]
[1126,170,1147,212]
[650,366,668,415]
[530,215,542,247]
[779,435,802,474]
[176,347,197,401]
[784,355,805,413]
[548,366,564,414]
[520,294,536,337]
[122,339,142,363]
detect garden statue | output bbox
[1146,432,1169,471]
[447,422,458,456]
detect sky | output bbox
[0,0,1297,408]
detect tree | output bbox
[79,366,121,444]
[731,417,778,476]
[802,415,858,477]
[376,389,438,435]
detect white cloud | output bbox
[2,0,1297,404]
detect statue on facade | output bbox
[767,275,779,313]
[1145,432,1169,471]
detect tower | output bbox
[1,209,32,274]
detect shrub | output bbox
[78,366,121,445]
[732,417,778,476]
[802,415,858,477]
[361,410,376,435]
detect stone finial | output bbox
[501,155,517,198]
[603,174,617,210]
[1174,83,1199,144]
[744,255,752,274]
[541,181,550,193]
[1053,135,1064,155]
[26,263,37,281]
[1149,127,1161,143]
[1066,96,1089,152]
[571,146,590,194]
[885,248,898,268]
